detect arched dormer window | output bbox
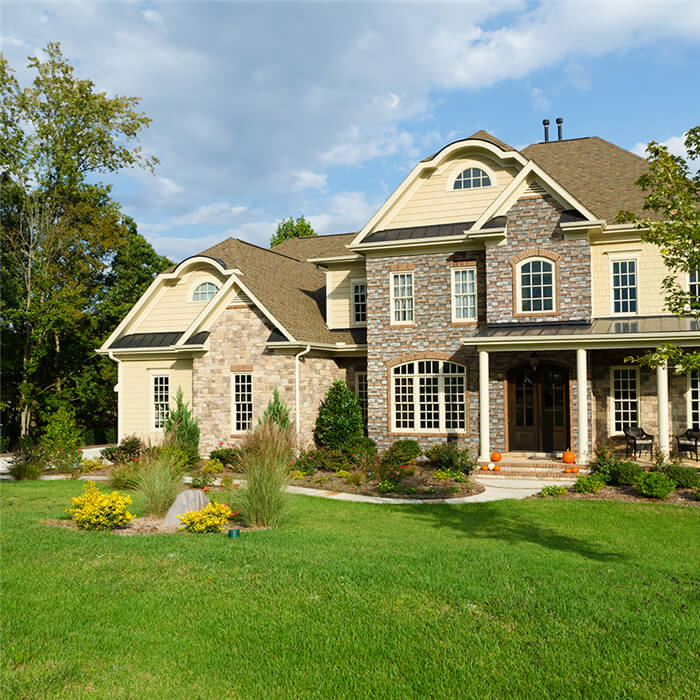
[453,167,491,190]
[516,258,555,313]
[391,360,466,433]
[192,282,219,301]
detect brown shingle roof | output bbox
[521,137,652,222]
[272,231,357,260]
[195,237,365,346]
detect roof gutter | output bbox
[266,341,367,354]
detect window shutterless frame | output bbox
[451,267,477,322]
[514,257,556,314]
[609,255,639,315]
[192,281,220,301]
[152,374,170,430]
[609,366,640,435]
[354,371,368,425]
[351,279,367,327]
[688,371,700,430]
[231,372,253,433]
[389,271,414,325]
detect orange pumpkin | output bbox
[490,451,502,463]
[564,467,572,473]
[494,465,501,472]
[562,449,575,464]
[571,466,579,473]
[481,465,489,471]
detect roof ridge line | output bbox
[233,237,306,263]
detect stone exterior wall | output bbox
[365,250,484,451]
[485,194,591,324]
[192,303,363,455]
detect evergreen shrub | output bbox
[314,381,364,450]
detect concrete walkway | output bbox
[287,477,549,504]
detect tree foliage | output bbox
[164,388,201,466]
[260,386,292,429]
[617,126,700,374]
[270,215,316,247]
[0,43,167,444]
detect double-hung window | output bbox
[690,371,700,430]
[354,371,368,426]
[392,361,466,433]
[452,267,477,322]
[391,272,414,324]
[232,373,253,432]
[689,270,700,306]
[352,280,367,325]
[611,259,638,314]
[611,367,639,433]
[152,375,170,429]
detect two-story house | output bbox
[98,128,700,462]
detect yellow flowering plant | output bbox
[178,502,232,533]
[66,481,135,530]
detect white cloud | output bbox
[308,191,380,235]
[529,87,550,111]
[293,170,327,190]
[142,9,163,24]
[171,202,247,227]
[632,133,689,159]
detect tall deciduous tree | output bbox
[270,215,316,247]
[0,43,159,439]
[617,126,700,373]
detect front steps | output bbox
[475,455,591,480]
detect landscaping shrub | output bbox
[101,435,145,463]
[434,468,468,482]
[345,468,366,486]
[110,460,142,490]
[293,448,352,474]
[80,457,104,473]
[164,387,200,466]
[66,481,135,530]
[40,405,82,473]
[635,472,676,499]
[178,502,232,533]
[8,438,43,480]
[135,451,183,516]
[424,443,476,474]
[377,464,408,493]
[341,436,378,465]
[540,484,568,498]
[611,461,644,486]
[385,439,421,464]
[209,446,239,466]
[230,420,293,527]
[573,474,606,493]
[259,386,292,429]
[590,440,621,483]
[314,380,364,450]
[666,465,700,489]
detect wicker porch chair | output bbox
[623,426,654,459]
[676,429,700,461]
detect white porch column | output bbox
[576,348,589,463]
[657,363,669,458]
[479,350,490,461]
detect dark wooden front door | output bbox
[507,364,569,453]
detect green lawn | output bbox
[2,481,698,699]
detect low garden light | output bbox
[228,528,240,539]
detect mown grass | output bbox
[1,481,699,699]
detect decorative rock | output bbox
[163,489,210,527]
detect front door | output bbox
[507,364,569,453]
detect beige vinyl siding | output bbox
[131,265,226,333]
[591,240,682,317]
[119,357,193,442]
[379,155,517,230]
[326,262,367,329]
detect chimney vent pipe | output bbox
[542,119,550,142]
[556,117,563,141]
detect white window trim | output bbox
[687,371,700,430]
[390,361,467,435]
[688,269,700,305]
[515,257,556,315]
[231,372,253,434]
[608,254,639,316]
[190,280,220,302]
[350,278,367,328]
[451,267,477,323]
[389,271,415,326]
[150,372,170,431]
[608,366,640,436]
[445,161,497,192]
[354,371,368,421]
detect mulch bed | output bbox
[540,484,700,507]
[288,468,485,500]
[42,518,267,535]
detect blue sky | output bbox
[3,1,699,260]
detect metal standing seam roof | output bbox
[109,331,211,349]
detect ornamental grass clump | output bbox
[231,419,293,527]
[66,481,134,530]
[135,450,183,516]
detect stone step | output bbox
[475,464,590,480]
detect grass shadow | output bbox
[405,501,626,562]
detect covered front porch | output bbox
[470,316,700,464]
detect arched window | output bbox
[192,282,219,301]
[517,258,555,313]
[392,360,466,433]
[453,167,491,190]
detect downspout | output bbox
[108,351,122,444]
[295,344,312,446]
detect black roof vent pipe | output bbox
[542,119,550,142]
[556,117,563,141]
